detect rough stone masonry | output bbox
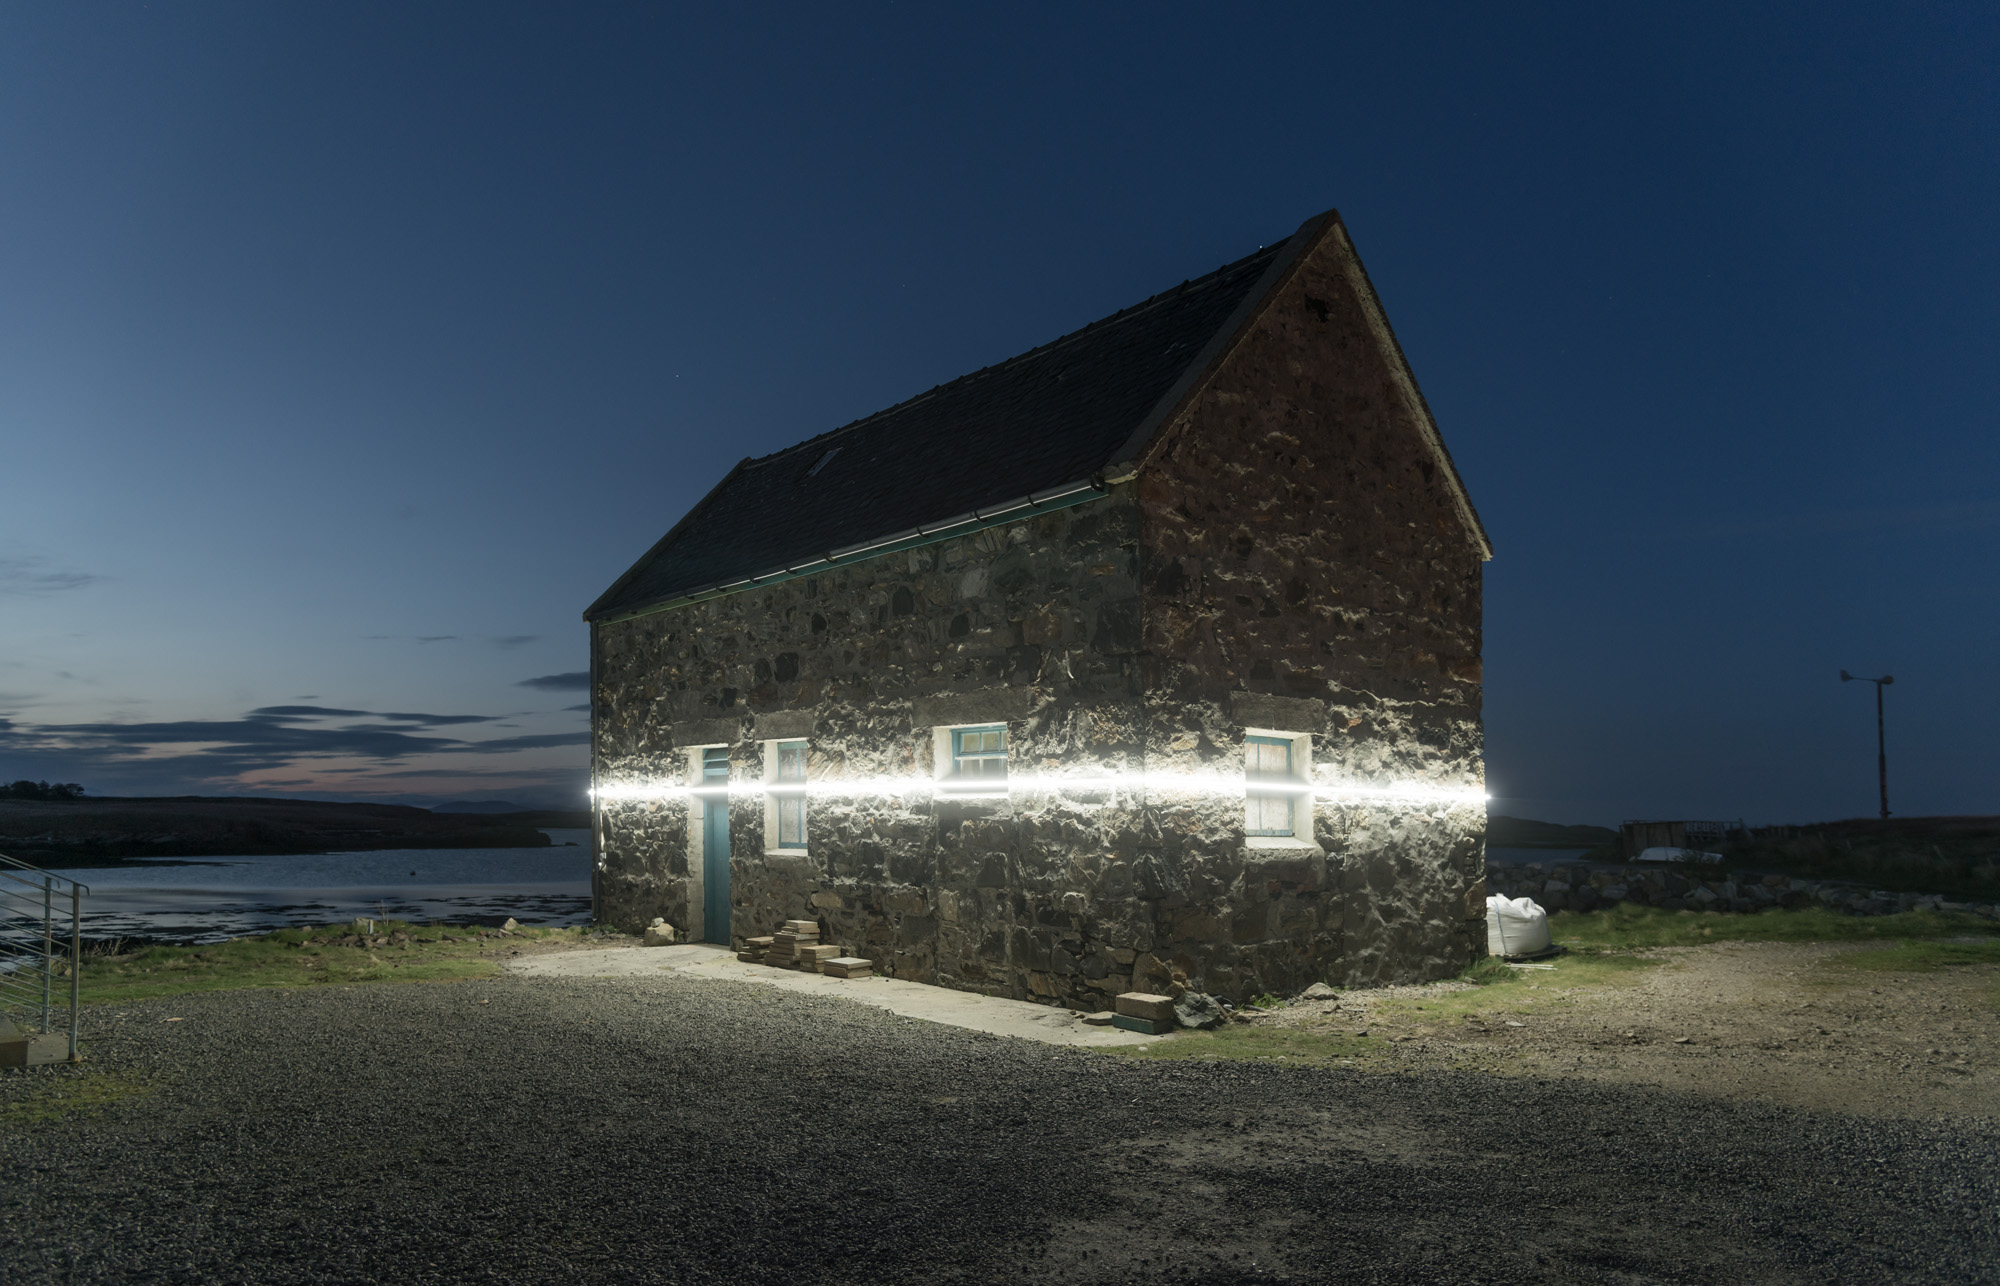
[586,210,1492,1012]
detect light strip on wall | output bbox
[589,772,1485,809]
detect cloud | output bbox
[248,704,371,719]
[378,712,501,727]
[563,704,591,712]
[518,672,590,691]
[416,635,458,644]
[0,556,101,595]
[459,732,591,752]
[493,635,540,650]
[246,705,500,729]
[0,702,584,796]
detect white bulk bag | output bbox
[1486,894,1552,958]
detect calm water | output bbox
[48,830,593,944]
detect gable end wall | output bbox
[1134,229,1488,983]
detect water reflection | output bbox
[46,830,593,944]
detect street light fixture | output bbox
[1839,670,1894,821]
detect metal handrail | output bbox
[0,852,87,1062]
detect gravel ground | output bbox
[3,973,1997,1285]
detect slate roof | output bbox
[586,232,1302,623]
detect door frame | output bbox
[700,747,731,945]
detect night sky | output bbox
[2,4,1994,824]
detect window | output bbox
[950,725,1008,783]
[1245,735,1297,837]
[765,740,808,850]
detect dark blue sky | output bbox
[2,3,1994,823]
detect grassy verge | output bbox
[1546,904,2000,952]
[1116,950,1660,1064]
[1822,939,2000,973]
[76,922,602,1006]
[0,1067,150,1128]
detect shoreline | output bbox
[2,796,588,868]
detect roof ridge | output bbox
[740,241,1286,470]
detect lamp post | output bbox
[1839,670,1894,821]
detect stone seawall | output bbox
[1488,859,2000,920]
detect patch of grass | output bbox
[1459,956,1518,986]
[1379,953,1660,1025]
[0,1068,150,1129]
[1110,1022,1382,1064]
[1549,905,2000,952]
[1112,953,1664,1064]
[1824,939,2000,973]
[77,921,589,1006]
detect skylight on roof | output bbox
[805,446,841,478]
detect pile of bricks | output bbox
[738,919,874,979]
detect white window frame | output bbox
[762,738,809,852]
[932,722,1009,797]
[1243,728,1313,845]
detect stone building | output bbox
[585,209,1492,1007]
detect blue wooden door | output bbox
[701,748,730,944]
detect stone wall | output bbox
[1488,860,2000,920]
[594,489,1160,1009]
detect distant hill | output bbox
[1487,815,1619,849]
[0,795,568,868]
[431,801,591,828]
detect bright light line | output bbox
[590,771,1485,809]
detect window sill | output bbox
[1244,836,1321,852]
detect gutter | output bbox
[588,475,1114,625]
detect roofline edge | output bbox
[1100,209,1337,475]
[584,476,1115,626]
[1326,221,1494,561]
[582,457,752,622]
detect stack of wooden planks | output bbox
[735,919,874,979]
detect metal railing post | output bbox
[43,879,53,1033]
[70,883,82,1061]
[0,853,90,1062]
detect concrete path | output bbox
[507,943,1159,1048]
